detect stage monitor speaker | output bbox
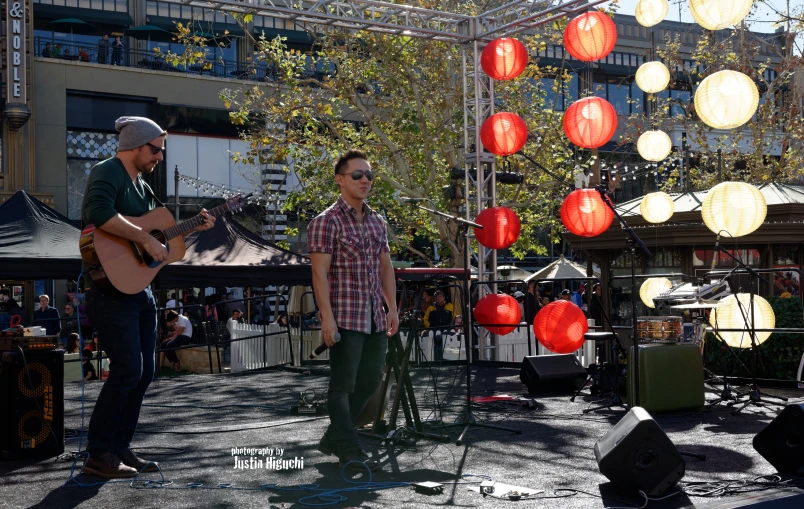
[594,406,685,497]
[520,354,587,395]
[753,403,804,475]
[0,350,64,460]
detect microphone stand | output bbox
[710,247,788,415]
[702,263,746,409]
[594,185,651,408]
[411,201,521,445]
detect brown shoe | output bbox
[117,448,160,473]
[82,452,138,478]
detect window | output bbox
[670,90,690,118]
[608,82,630,115]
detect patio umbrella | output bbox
[47,18,96,44]
[125,24,173,45]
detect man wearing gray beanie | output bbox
[80,116,215,478]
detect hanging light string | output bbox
[176,174,283,207]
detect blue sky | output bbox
[602,0,803,34]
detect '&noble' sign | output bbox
[6,1,27,103]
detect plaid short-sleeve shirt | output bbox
[307,196,390,334]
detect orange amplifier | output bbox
[0,336,58,352]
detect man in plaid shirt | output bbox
[307,149,399,471]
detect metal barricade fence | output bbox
[230,323,293,371]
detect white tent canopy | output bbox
[524,257,600,283]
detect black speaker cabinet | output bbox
[520,354,587,395]
[0,350,64,459]
[753,403,804,475]
[594,406,685,497]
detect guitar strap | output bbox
[142,180,167,209]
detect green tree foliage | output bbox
[210,4,594,265]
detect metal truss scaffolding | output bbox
[158,0,605,359]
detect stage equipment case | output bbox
[627,343,704,413]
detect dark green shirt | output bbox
[81,157,156,229]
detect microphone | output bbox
[399,197,428,203]
[309,332,341,359]
[710,233,721,271]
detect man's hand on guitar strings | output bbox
[196,209,216,232]
[143,235,168,262]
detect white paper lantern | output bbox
[689,0,754,31]
[635,0,669,27]
[701,181,766,237]
[694,70,759,129]
[639,277,673,309]
[711,293,775,348]
[637,130,673,162]
[640,192,674,223]
[635,61,670,94]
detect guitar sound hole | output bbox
[142,230,169,268]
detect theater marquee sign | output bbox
[4,0,30,129]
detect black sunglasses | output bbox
[340,169,375,181]
[144,142,164,155]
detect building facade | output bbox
[0,3,790,263]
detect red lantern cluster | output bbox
[481,38,528,81]
[533,300,588,354]
[480,112,528,156]
[563,97,618,149]
[474,207,521,250]
[560,189,614,237]
[563,12,617,62]
[474,294,522,336]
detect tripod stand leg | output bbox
[570,369,595,402]
[449,414,522,446]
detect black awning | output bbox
[33,5,134,26]
[147,16,245,38]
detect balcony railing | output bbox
[34,37,278,82]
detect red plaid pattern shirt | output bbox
[307,196,390,333]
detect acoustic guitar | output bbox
[79,195,245,294]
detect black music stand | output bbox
[412,202,521,445]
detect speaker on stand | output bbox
[0,350,65,459]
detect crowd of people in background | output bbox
[42,34,125,65]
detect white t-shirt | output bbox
[175,314,193,338]
[166,299,181,310]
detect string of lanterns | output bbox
[176,174,277,206]
[470,3,768,352]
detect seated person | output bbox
[226,309,244,332]
[424,291,454,361]
[274,313,289,328]
[160,310,194,371]
[65,333,81,354]
[42,42,54,58]
[83,349,99,381]
[78,47,90,62]
[59,302,80,345]
[423,291,454,329]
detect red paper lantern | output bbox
[563,97,618,149]
[563,11,617,62]
[474,294,522,336]
[533,300,588,354]
[480,112,528,156]
[481,38,528,81]
[560,188,614,237]
[474,206,521,250]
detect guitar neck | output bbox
[162,202,232,240]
